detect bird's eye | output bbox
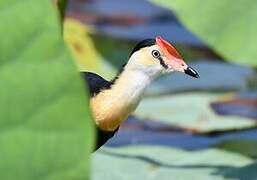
[151,50,160,58]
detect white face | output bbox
[126,45,171,78]
[126,37,200,80]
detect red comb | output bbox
[155,36,182,59]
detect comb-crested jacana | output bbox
[82,36,199,151]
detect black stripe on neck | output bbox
[158,57,168,69]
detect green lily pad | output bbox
[0,1,93,179]
[151,0,257,66]
[92,146,254,180]
[134,93,256,133]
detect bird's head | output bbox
[126,36,199,79]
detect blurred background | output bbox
[64,0,257,179]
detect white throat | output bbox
[112,68,151,105]
[90,67,154,131]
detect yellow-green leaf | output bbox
[0,1,94,179]
[64,18,116,78]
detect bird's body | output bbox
[83,37,199,151]
[82,68,151,149]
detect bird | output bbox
[82,36,199,151]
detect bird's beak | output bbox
[156,36,200,78]
[184,66,200,78]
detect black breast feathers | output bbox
[81,72,113,97]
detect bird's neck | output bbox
[90,68,153,131]
[112,68,152,104]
